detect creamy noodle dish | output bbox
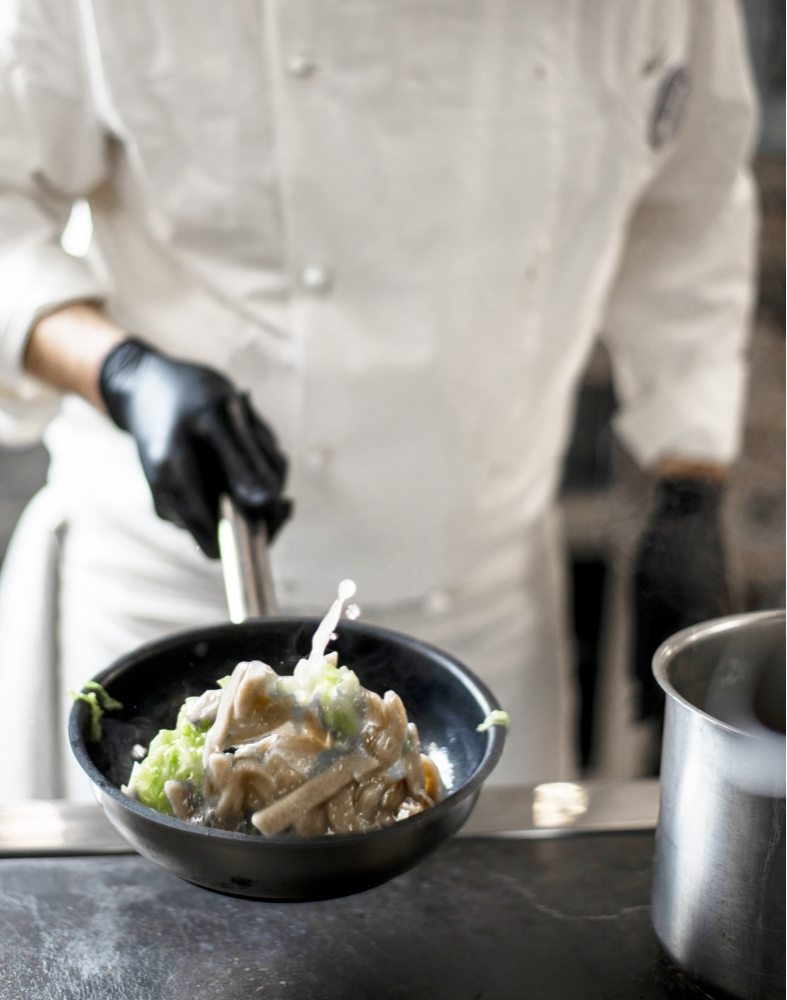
[123,582,442,836]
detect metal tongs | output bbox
[217,493,278,621]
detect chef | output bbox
[0,1,757,800]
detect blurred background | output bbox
[0,0,783,778]
[561,0,785,776]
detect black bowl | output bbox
[69,617,505,900]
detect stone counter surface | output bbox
[0,832,717,1000]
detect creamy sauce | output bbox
[307,578,357,667]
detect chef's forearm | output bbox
[23,303,125,413]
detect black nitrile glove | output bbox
[632,477,732,726]
[99,337,292,558]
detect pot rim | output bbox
[652,609,786,737]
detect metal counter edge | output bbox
[0,780,659,857]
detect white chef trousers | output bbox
[0,479,576,803]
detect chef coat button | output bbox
[304,445,333,472]
[286,54,317,79]
[300,265,333,295]
[424,589,453,615]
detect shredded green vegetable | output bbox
[124,699,212,815]
[279,651,365,740]
[476,709,511,733]
[68,682,123,742]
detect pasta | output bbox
[123,582,442,836]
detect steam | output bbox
[704,646,785,797]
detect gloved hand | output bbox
[99,337,292,558]
[631,476,732,725]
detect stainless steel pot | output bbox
[652,611,786,1000]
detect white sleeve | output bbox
[0,0,110,443]
[601,0,759,469]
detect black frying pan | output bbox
[69,496,505,899]
[69,616,505,900]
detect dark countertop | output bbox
[0,829,717,1000]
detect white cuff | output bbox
[613,363,747,469]
[0,243,108,443]
[0,243,107,382]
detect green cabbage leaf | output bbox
[124,699,211,815]
[68,681,123,742]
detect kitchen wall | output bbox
[0,442,47,565]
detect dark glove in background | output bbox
[632,477,733,726]
[99,337,292,558]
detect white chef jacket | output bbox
[0,1,757,798]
